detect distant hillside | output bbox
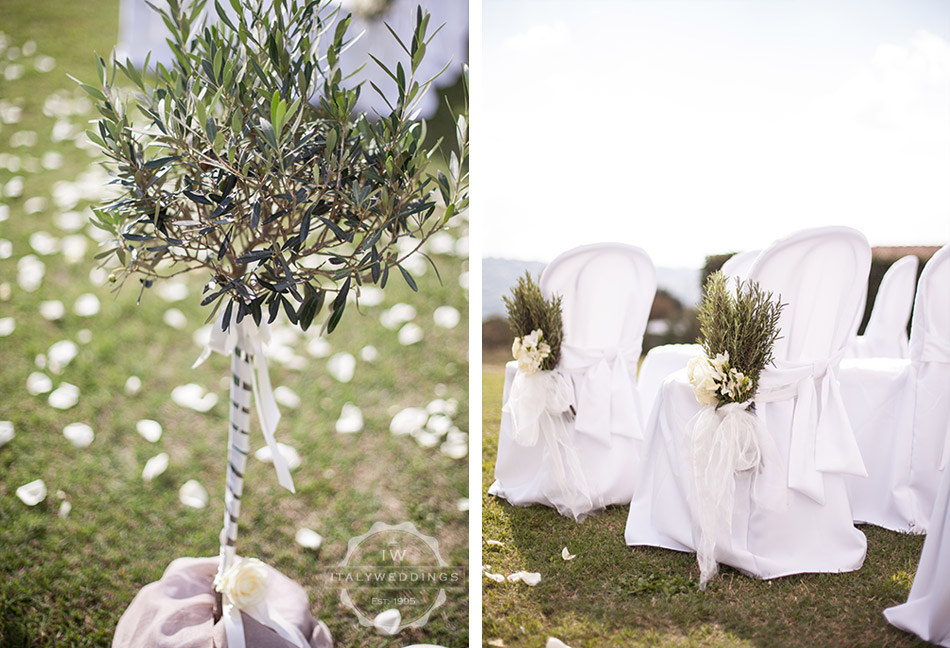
[483,257,702,320]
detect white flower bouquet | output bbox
[503,272,563,373]
[686,270,784,588]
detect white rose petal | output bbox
[41,151,63,170]
[356,286,384,306]
[0,238,11,259]
[48,340,79,374]
[0,316,14,336]
[561,547,576,561]
[171,383,218,412]
[35,56,55,73]
[76,329,92,344]
[327,352,355,383]
[192,324,212,349]
[29,231,58,255]
[49,382,80,409]
[136,419,163,443]
[335,402,363,434]
[54,210,84,231]
[125,375,142,395]
[426,231,456,255]
[415,430,440,448]
[63,422,94,448]
[156,280,188,302]
[5,176,24,198]
[507,571,541,586]
[440,439,468,460]
[17,254,45,292]
[58,500,72,518]
[295,528,323,550]
[373,608,401,636]
[390,407,428,436]
[60,234,88,264]
[39,300,65,320]
[484,572,506,583]
[179,479,208,508]
[433,305,460,329]
[0,420,14,447]
[426,414,453,437]
[273,386,301,409]
[380,303,416,329]
[73,293,100,317]
[398,322,424,346]
[359,345,379,362]
[487,640,506,648]
[458,271,469,290]
[457,497,470,512]
[427,398,458,417]
[546,639,572,648]
[16,479,47,506]
[486,540,504,546]
[306,336,331,358]
[254,442,301,471]
[143,453,169,481]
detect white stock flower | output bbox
[522,329,542,349]
[687,355,719,407]
[216,557,268,610]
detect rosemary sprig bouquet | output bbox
[688,271,784,408]
[503,272,563,374]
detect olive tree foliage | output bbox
[80,0,469,332]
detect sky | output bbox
[478,0,950,268]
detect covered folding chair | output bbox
[637,249,759,421]
[625,226,871,579]
[489,243,656,520]
[841,245,950,532]
[848,254,919,359]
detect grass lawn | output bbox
[482,365,929,648]
[0,2,469,646]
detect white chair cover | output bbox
[848,255,919,359]
[115,0,467,119]
[637,251,759,417]
[884,441,950,646]
[625,226,871,579]
[490,243,657,519]
[842,244,950,532]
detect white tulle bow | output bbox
[503,369,595,520]
[559,343,643,445]
[194,308,295,493]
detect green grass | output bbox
[0,4,468,646]
[482,368,929,648]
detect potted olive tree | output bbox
[79,0,467,644]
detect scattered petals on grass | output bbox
[28,230,58,255]
[390,407,428,436]
[143,453,169,482]
[398,322,424,345]
[73,292,100,317]
[335,402,363,434]
[415,431,440,448]
[427,398,458,417]
[156,280,188,302]
[0,420,14,447]
[162,308,187,329]
[62,422,94,448]
[433,305,460,328]
[58,500,72,518]
[546,638,572,648]
[426,414,453,436]
[273,386,301,409]
[440,434,468,459]
[60,234,87,264]
[0,316,14,336]
[456,497,469,511]
[327,352,355,383]
[254,442,301,471]
[561,547,577,561]
[125,376,142,395]
[171,383,218,412]
[507,571,542,586]
[295,528,323,550]
[359,345,379,362]
[179,479,208,509]
[38,299,64,320]
[483,571,506,583]
[380,303,416,329]
[76,329,92,344]
[356,285,384,306]
[486,540,504,547]
[17,479,47,506]
[47,339,78,374]
[0,238,11,259]
[306,336,331,358]
[48,382,80,409]
[136,419,162,443]
[373,608,401,636]
[17,254,45,292]
[487,640,505,648]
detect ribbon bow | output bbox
[194,310,295,493]
[757,350,866,504]
[559,342,643,446]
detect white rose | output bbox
[687,355,719,407]
[217,557,268,610]
[511,336,523,360]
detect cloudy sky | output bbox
[477,0,950,268]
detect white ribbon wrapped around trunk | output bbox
[559,342,643,446]
[756,351,866,504]
[687,402,783,589]
[221,588,309,648]
[503,369,594,520]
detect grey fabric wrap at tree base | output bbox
[112,557,333,648]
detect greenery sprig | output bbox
[503,272,563,371]
[79,0,468,333]
[690,271,784,407]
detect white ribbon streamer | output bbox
[194,308,295,493]
[756,350,865,504]
[687,402,781,589]
[503,369,595,520]
[222,594,309,648]
[559,342,643,445]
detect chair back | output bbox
[861,255,918,357]
[910,245,950,364]
[747,227,871,363]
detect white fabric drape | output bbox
[625,226,871,580]
[848,254,918,359]
[842,244,950,532]
[490,243,656,519]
